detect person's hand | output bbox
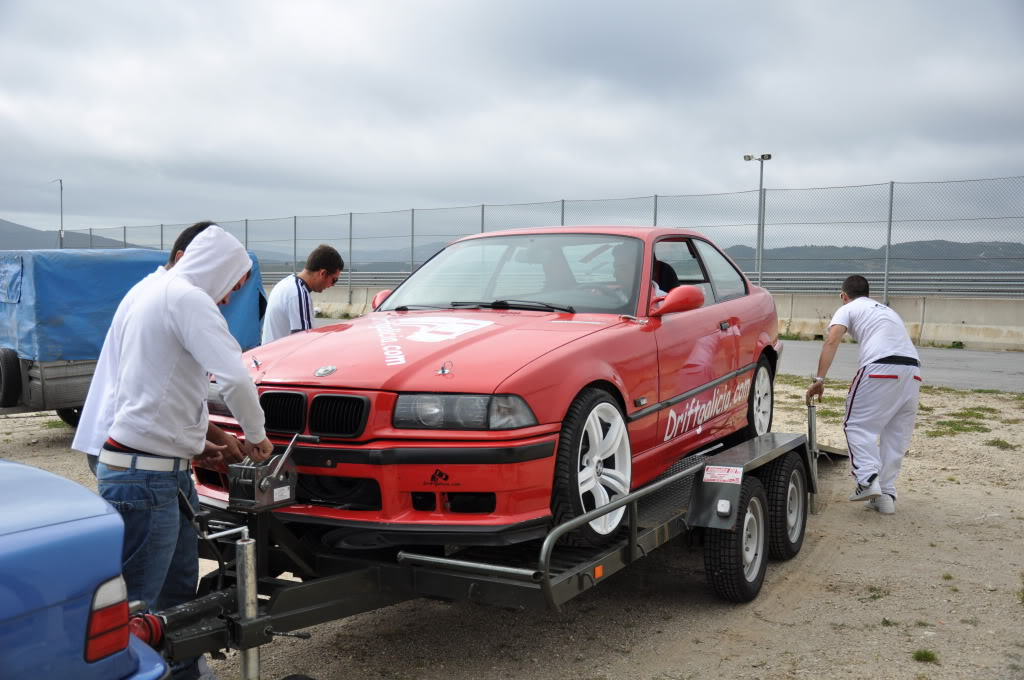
[244,437,275,463]
[805,380,825,405]
[219,433,245,464]
[195,440,227,472]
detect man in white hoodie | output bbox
[73,221,247,475]
[94,224,272,680]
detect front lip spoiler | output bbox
[275,440,555,466]
[195,500,551,547]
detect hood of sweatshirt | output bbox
[170,225,252,303]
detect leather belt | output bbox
[99,449,184,472]
[875,355,920,367]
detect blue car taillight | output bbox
[85,575,129,663]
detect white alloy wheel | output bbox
[786,467,806,543]
[752,364,773,435]
[742,495,766,582]
[576,402,632,535]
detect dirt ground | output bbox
[3,376,1023,680]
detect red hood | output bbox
[245,310,620,393]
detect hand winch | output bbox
[227,433,319,512]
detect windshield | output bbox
[380,233,645,314]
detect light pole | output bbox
[743,154,771,285]
[51,179,63,248]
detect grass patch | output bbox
[925,419,992,438]
[778,332,803,341]
[921,385,959,394]
[949,586,959,592]
[817,408,843,419]
[942,573,953,580]
[912,649,939,664]
[984,439,1020,451]
[776,373,850,392]
[918,405,935,413]
[973,388,1002,394]
[44,419,67,429]
[1002,418,1023,425]
[915,620,933,627]
[863,586,890,601]
[881,617,898,627]
[948,407,998,419]
[1017,573,1024,605]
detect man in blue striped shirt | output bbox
[262,244,343,344]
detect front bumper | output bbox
[195,436,559,546]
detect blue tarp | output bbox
[0,249,265,362]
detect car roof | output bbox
[452,225,705,243]
[0,460,115,537]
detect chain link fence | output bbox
[61,175,1024,297]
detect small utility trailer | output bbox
[133,407,842,680]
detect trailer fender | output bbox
[687,433,813,530]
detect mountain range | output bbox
[3,218,1021,272]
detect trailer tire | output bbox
[703,475,768,603]
[0,348,19,407]
[551,387,632,547]
[57,407,82,428]
[279,675,316,680]
[763,451,807,560]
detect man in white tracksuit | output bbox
[262,244,343,344]
[94,225,273,680]
[805,275,922,515]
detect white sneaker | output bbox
[864,494,895,514]
[849,474,881,501]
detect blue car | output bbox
[0,460,169,680]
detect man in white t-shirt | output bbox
[805,275,922,515]
[262,244,343,344]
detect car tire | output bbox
[0,348,20,408]
[703,475,769,603]
[56,407,82,428]
[740,355,774,441]
[551,387,632,547]
[761,451,807,560]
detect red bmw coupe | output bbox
[197,227,780,548]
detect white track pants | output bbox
[843,363,921,497]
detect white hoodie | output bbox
[105,226,266,458]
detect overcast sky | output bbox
[2,0,1023,232]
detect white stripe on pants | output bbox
[843,362,921,497]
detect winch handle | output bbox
[269,433,320,480]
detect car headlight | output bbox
[207,381,233,418]
[393,394,537,430]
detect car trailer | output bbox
[131,406,844,680]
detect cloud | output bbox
[1,0,1022,232]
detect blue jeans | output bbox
[97,459,202,679]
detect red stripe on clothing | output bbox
[867,374,898,379]
[913,376,923,382]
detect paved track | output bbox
[779,339,1023,392]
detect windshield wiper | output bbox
[450,299,575,314]
[392,304,446,311]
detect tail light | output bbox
[85,575,130,662]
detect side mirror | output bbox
[650,285,704,317]
[371,289,392,309]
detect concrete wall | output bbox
[773,293,1024,351]
[273,284,1024,351]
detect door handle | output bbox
[719,321,730,331]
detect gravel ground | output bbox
[3,376,1023,680]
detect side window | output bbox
[653,238,714,304]
[694,241,747,301]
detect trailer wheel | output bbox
[551,388,632,547]
[56,407,82,428]
[703,476,768,602]
[0,348,19,408]
[279,675,316,680]
[763,451,807,560]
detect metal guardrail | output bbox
[261,270,1024,298]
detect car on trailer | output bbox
[197,226,781,549]
[0,460,169,680]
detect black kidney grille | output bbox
[310,395,368,438]
[260,392,306,433]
